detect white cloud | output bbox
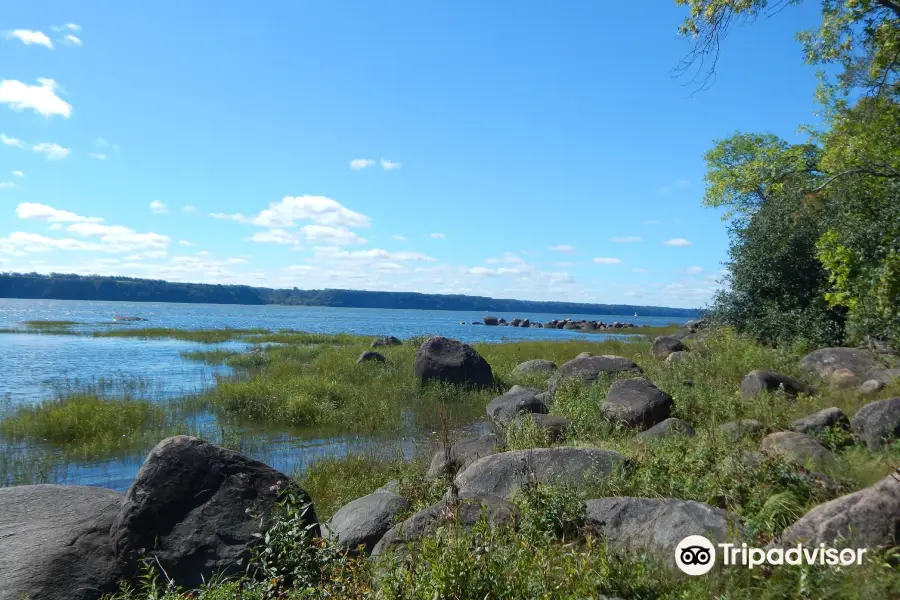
[212,196,371,229]
[593,257,623,265]
[66,222,170,250]
[286,265,317,272]
[0,78,72,118]
[246,229,301,245]
[684,266,704,274]
[32,142,70,160]
[430,233,446,239]
[632,268,648,273]
[312,247,435,262]
[611,236,642,243]
[467,267,521,277]
[52,24,81,32]
[0,232,107,253]
[663,238,693,247]
[178,240,195,246]
[381,158,401,171]
[16,203,101,223]
[1,133,25,148]
[548,244,574,252]
[6,30,53,48]
[392,235,407,242]
[149,201,169,214]
[11,171,24,178]
[0,181,14,189]
[301,224,367,245]
[62,34,82,46]
[349,158,375,170]
[88,152,107,160]
[554,261,573,268]
[182,205,198,213]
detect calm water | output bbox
[0,299,693,492]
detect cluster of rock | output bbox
[473,316,643,330]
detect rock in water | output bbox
[371,336,402,348]
[454,447,626,499]
[413,336,493,388]
[777,473,900,549]
[651,336,686,360]
[740,370,815,398]
[601,378,673,429]
[0,485,127,600]
[584,497,736,570]
[110,436,319,589]
[483,316,499,326]
[850,397,900,450]
[327,490,408,555]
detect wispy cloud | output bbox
[0,181,14,189]
[11,170,24,178]
[663,238,693,247]
[182,205,198,213]
[51,24,81,32]
[593,257,623,265]
[31,142,70,160]
[1,133,24,148]
[632,268,648,273]
[349,158,375,170]
[392,235,407,242]
[548,244,574,252]
[5,30,53,49]
[683,266,704,274]
[611,236,642,243]
[149,201,169,214]
[178,240,195,247]
[62,34,82,46]
[210,196,371,229]
[381,158,401,171]
[0,78,72,118]
[430,232,446,239]
[88,152,107,160]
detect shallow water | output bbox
[0,298,689,491]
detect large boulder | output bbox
[510,318,522,327]
[651,336,686,360]
[790,407,850,437]
[549,355,643,396]
[800,347,894,381]
[0,485,128,600]
[665,351,690,366]
[327,490,408,555]
[513,359,558,376]
[357,351,386,364]
[486,386,549,428]
[110,436,318,589]
[371,493,517,557]
[427,433,500,478]
[372,336,401,348]
[760,432,834,470]
[483,316,499,326]
[413,336,494,388]
[778,473,900,549]
[601,378,673,429]
[740,370,815,399]
[635,417,696,440]
[850,397,900,451]
[454,447,626,500]
[584,497,737,570]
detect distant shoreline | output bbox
[0,272,701,318]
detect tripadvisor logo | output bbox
[675,535,868,576]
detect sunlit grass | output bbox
[92,327,269,343]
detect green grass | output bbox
[0,394,170,457]
[92,327,270,343]
[23,320,81,328]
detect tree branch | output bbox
[874,0,900,19]
[806,167,900,194]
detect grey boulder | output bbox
[0,485,127,600]
[327,490,408,554]
[110,436,318,589]
[778,473,900,549]
[790,407,850,437]
[858,379,886,395]
[549,355,643,396]
[426,433,500,478]
[740,370,815,399]
[372,336,401,348]
[413,336,494,388]
[357,351,386,364]
[800,347,892,381]
[508,413,571,443]
[635,417,696,440]
[584,497,737,570]
[651,336,686,360]
[372,493,517,556]
[486,386,548,428]
[665,351,690,366]
[850,397,900,451]
[601,378,673,429]
[512,359,558,376]
[717,419,766,441]
[760,432,834,470]
[454,447,626,500]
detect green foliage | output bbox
[514,483,585,541]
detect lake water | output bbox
[0,298,693,492]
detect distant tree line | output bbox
[0,272,699,317]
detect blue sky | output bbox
[0,1,823,308]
